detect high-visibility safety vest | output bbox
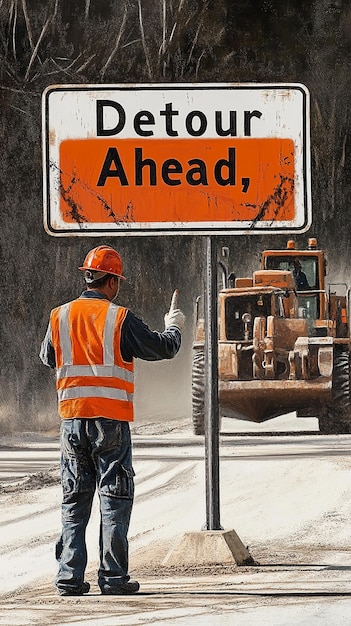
[49,298,134,421]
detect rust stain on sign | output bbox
[58,164,135,225]
[247,175,295,227]
[59,174,88,224]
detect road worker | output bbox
[40,245,185,597]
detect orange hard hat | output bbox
[79,246,126,280]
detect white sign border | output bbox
[42,82,311,237]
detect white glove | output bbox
[164,289,185,332]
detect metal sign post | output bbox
[204,235,220,530]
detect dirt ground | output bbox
[1,417,351,624]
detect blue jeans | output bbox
[55,418,134,593]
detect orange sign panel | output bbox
[59,138,295,225]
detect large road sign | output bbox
[42,83,311,236]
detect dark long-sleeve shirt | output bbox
[40,290,181,369]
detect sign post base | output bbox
[161,529,256,567]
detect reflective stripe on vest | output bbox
[56,364,134,383]
[50,299,134,421]
[57,386,133,402]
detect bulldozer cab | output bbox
[261,239,350,338]
[262,239,326,325]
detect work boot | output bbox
[57,581,90,596]
[100,580,140,595]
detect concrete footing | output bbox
[162,529,255,567]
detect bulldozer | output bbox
[192,238,351,435]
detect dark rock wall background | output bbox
[1,0,350,432]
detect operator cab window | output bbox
[264,255,319,291]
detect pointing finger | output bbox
[170,289,179,310]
